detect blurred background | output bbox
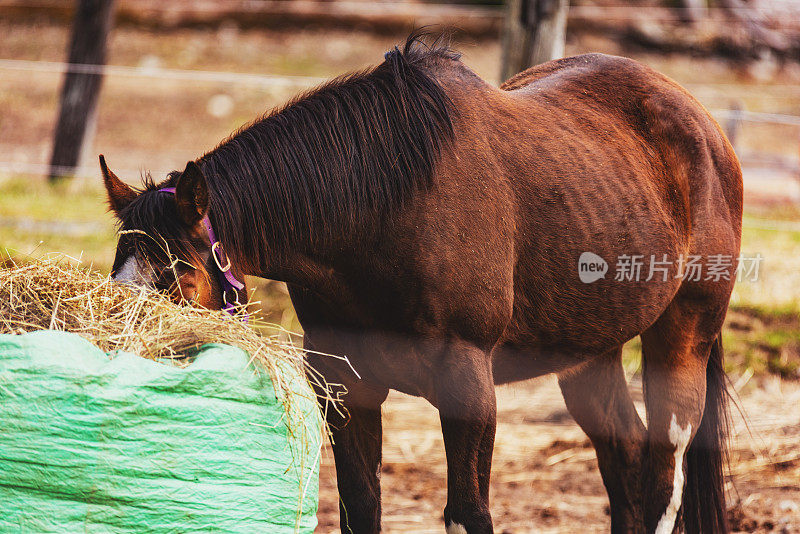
[1,0,799,532]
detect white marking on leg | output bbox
[654,413,693,534]
[446,522,467,534]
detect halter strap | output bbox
[159,187,247,320]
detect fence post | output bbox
[679,0,707,25]
[724,102,743,150]
[48,0,116,183]
[500,0,568,83]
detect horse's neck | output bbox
[261,245,361,312]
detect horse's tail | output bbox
[682,335,730,533]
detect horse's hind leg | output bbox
[640,297,729,534]
[558,347,647,533]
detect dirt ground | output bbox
[316,376,800,533]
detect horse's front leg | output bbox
[434,340,496,534]
[329,395,387,534]
[307,346,388,534]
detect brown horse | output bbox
[101,34,742,533]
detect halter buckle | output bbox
[211,241,231,273]
[222,286,241,306]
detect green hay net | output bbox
[0,331,321,533]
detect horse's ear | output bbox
[175,160,209,226]
[100,155,136,215]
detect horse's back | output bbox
[499,53,743,267]
[495,53,742,252]
[447,54,744,373]
[499,52,742,228]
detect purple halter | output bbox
[159,187,247,319]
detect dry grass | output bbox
[0,252,344,457]
[3,253,284,363]
[0,253,348,530]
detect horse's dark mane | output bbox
[163,32,458,268]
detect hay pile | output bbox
[0,254,340,428]
[0,254,344,531]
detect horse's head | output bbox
[100,155,230,310]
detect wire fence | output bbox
[1,57,798,180]
[0,3,798,212]
[0,161,166,181]
[2,0,799,21]
[2,57,800,127]
[568,4,800,24]
[0,58,327,88]
[5,57,800,97]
